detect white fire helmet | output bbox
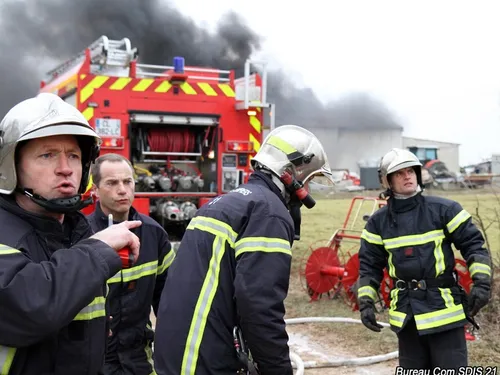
[378,148,423,189]
[250,125,334,207]
[0,93,101,198]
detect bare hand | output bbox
[90,221,142,262]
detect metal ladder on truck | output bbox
[43,36,138,85]
[234,59,275,132]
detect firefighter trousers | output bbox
[397,318,468,369]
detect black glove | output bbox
[360,302,383,332]
[468,282,491,317]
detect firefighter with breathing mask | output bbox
[0,93,141,375]
[357,148,492,369]
[153,124,334,375]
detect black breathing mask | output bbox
[288,196,303,241]
[279,152,317,210]
[16,187,93,214]
[279,153,319,241]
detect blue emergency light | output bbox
[173,57,185,74]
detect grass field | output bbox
[285,189,500,368]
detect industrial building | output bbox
[309,126,403,173]
[304,129,460,174]
[262,126,461,182]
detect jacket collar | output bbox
[93,200,139,225]
[247,170,288,206]
[390,192,423,213]
[0,194,90,241]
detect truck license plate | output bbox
[95,118,121,136]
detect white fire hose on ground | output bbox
[150,317,397,374]
[286,317,399,375]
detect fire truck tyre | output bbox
[285,317,398,369]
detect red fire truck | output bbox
[39,35,275,244]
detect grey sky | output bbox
[173,0,500,166]
[1,0,498,167]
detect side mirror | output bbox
[362,214,370,221]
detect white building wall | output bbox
[402,137,460,173]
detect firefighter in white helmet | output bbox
[0,93,141,375]
[154,125,334,375]
[356,148,492,369]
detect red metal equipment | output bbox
[298,195,477,339]
[39,36,276,246]
[299,196,389,310]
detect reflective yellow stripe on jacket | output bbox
[74,296,106,321]
[0,346,15,375]
[361,229,397,278]
[107,249,175,285]
[384,229,446,277]
[414,304,465,331]
[446,209,491,278]
[361,227,465,331]
[389,288,405,327]
[0,244,105,375]
[446,209,471,234]
[180,216,291,375]
[469,262,491,278]
[357,285,377,301]
[107,261,158,284]
[0,244,20,256]
[158,250,176,275]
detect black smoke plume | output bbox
[0,0,402,130]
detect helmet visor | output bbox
[303,165,335,193]
[19,123,102,145]
[387,160,422,175]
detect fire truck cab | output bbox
[39,35,275,245]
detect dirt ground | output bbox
[150,313,398,374]
[287,324,398,375]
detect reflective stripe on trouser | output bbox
[0,346,16,375]
[180,216,292,375]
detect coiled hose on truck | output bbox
[286,317,398,375]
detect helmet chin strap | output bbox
[15,187,93,214]
[392,185,422,199]
[270,174,288,200]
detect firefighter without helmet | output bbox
[250,124,334,192]
[0,93,101,196]
[378,148,423,189]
